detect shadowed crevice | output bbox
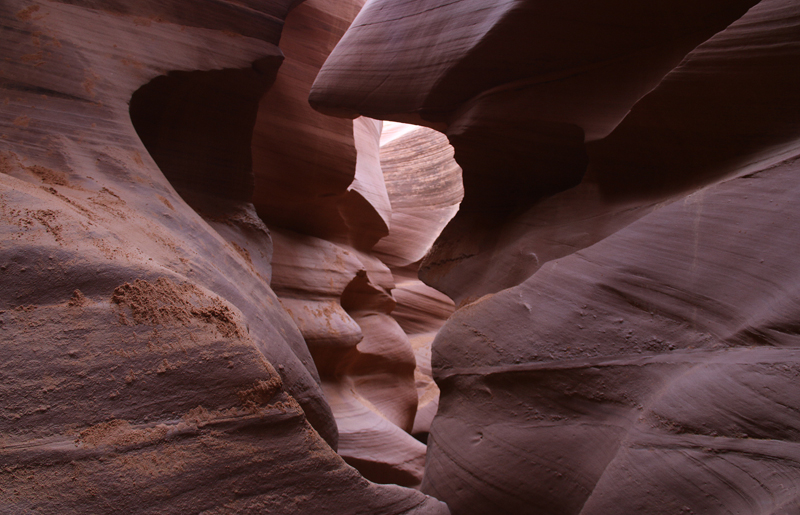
[129,56,282,208]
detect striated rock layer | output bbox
[376,124,462,438]
[0,0,449,512]
[312,0,766,306]
[249,0,439,488]
[312,0,800,513]
[424,155,800,514]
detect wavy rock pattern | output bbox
[0,0,449,512]
[312,0,800,513]
[251,0,436,488]
[425,155,800,514]
[252,0,389,251]
[376,124,462,438]
[7,0,800,511]
[373,124,463,269]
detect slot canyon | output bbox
[1,0,799,513]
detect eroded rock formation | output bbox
[262,115,463,489]
[248,0,441,488]
[376,124,463,439]
[311,0,800,514]
[5,0,800,512]
[0,0,449,512]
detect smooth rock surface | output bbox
[0,0,450,512]
[250,0,432,488]
[311,0,758,139]
[312,0,800,513]
[372,123,463,269]
[374,123,461,438]
[8,0,800,511]
[252,0,390,251]
[424,155,800,514]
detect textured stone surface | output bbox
[8,0,800,511]
[311,0,765,306]
[249,0,433,488]
[424,155,800,514]
[590,0,800,201]
[312,0,800,513]
[373,123,462,269]
[271,220,428,487]
[417,0,800,306]
[375,124,462,438]
[391,266,455,438]
[252,0,390,251]
[310,0,758,138]
[0,0,449,512]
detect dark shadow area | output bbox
[588,2,800,203]
[412,431,429,445]
[343,455,422,489]
[129,57,282,208]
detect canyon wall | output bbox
[250,1,461,488]
[4,0,800,513]
[312,0,800,514]
[0,0,449,512]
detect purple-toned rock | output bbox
[0,0,450,512]
[311,0,800,513]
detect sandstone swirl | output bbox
[250,0,449,488]
[0,0,449,512]
[311,0,800,513]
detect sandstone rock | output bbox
[372,124,463,269]
[590,0,800,201]
[333,252,427,486]
[311,0,800,513]
[270,228,429,486]
[323,378,428,488]
[252,0,390,251]
[0,275,442,514]
[10,0,799,511]
[373,124,461,438]
[420,0,800,305]
[423,155,800,514]
[0,0,449,512]
[311,0,764,306]
[271,228,364,350]
[247,0,431,488]
[311,0,758,139]
[390,265,456,439]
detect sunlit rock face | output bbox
[260,17,465,483]
[0,0,451,513]
[312,0,800,514]
[249,0,457,489]
[376,123,463,439]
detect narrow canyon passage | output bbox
[127,0,464,490]
[310,0,800,514]
[2,0,800,514]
